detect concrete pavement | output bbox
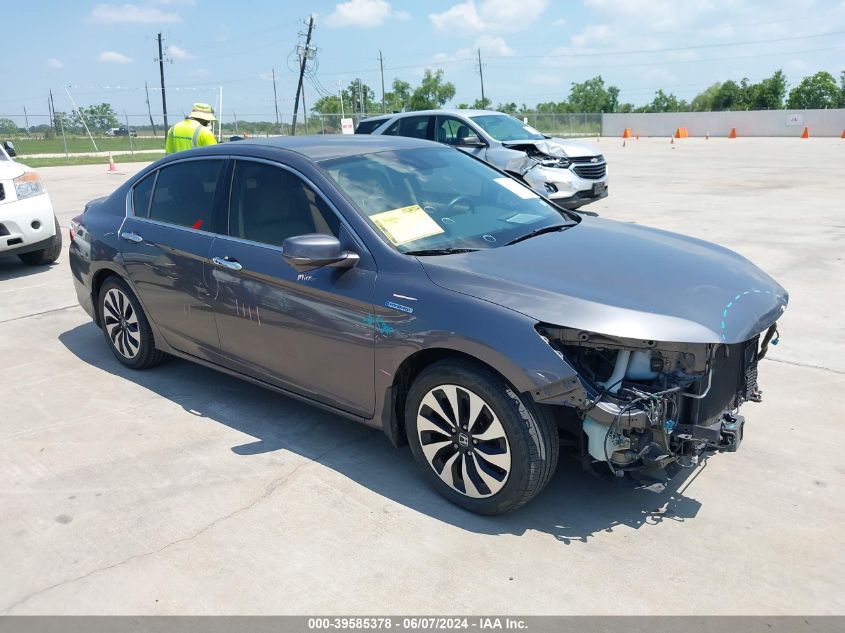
[0,139,843,614]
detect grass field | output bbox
[11,136,165,155]
[19,152,162,168]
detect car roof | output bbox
[202,134,439,162]
[361,109,504,122]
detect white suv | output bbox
[0,141,62,265]
[357,109,608,209]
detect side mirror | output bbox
[3,140,16,157]
[282,234,359,272]
[458,134,486,148]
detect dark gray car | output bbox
[68,135,787,515]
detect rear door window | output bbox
[383,116,433,140]
[355,118,388,134]
[147,159,225,231]
[131,172,156,217]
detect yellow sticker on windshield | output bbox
[370,204,445,246]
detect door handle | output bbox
[212,256,243,271]
[120,231,143,244]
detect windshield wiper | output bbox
[505,223,573,246]
[404,247,480,256]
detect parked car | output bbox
[69,136,787,514]
[105,128,120,137]
[357,109,608,209]
[0,141,62,265]
[114,127,137,137]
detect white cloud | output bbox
[46,57,63,69]
[99,51,133,64]
[430,0,549,33]
[475,34,514,57]
[324,0,405,28]
[91,3,181,23]
[167,45,194,60]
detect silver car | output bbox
[357,109,608,209]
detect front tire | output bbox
[98,277,166,369]
[18,217,62,266]
[405,359,559,515]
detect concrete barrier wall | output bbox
[602,109,845,137]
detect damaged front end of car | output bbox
[536,323,781,475]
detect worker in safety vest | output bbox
[165,103,217,154]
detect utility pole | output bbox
[156,32,169,131]
[272,67,281,134]
[48,91,55,131]
[23,107,30,133]
[477,48,486,106]
[338,80,345,118]
[291,15,315,136]
[358,78,364,116]
[144,81,157,136]
[379,50,386,113]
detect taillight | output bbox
[69,214,83,242]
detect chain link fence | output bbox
[0,111,602,164]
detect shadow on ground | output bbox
[0,256,58,281]
[59,321,702,544]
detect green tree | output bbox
[0,118,18,135]
[742,70,787,109]
[712,80,745,110]
[787,71,840,109]
[73,103,119,133]
[496,102,519,115]
[642,89,680,112]
[839,70,845,107]
[568,75,619,112]
[408,69,456,110]
[384,79,411,112]
[471,97,492,109]
[690,82,722,111]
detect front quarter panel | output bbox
[371,262,585,435]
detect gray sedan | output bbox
[68,135,786,515]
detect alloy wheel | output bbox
[103,288,141,359]
[416,384,511,498]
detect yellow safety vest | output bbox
[165,119,217,154]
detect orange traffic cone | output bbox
[622,128,632,139]
[728,127,737,139]
[800,126,810,139]
[841,129,845,138]
[107,153,117,172]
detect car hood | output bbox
[502,137,600,159]
[419,217,788,344]
[0,160,26,180]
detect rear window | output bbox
[383,116,431,140]
[355,118,388,134]
[147,159,224,231]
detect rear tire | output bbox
[405,359,559,515]
[18,217,62,266]
[98,277,166,370]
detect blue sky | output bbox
[3,0,845,124]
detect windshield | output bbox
[470,114,545,142]
[321,147,575,253]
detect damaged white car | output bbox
[358,109,608,209]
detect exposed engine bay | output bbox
[537,324,780,475]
